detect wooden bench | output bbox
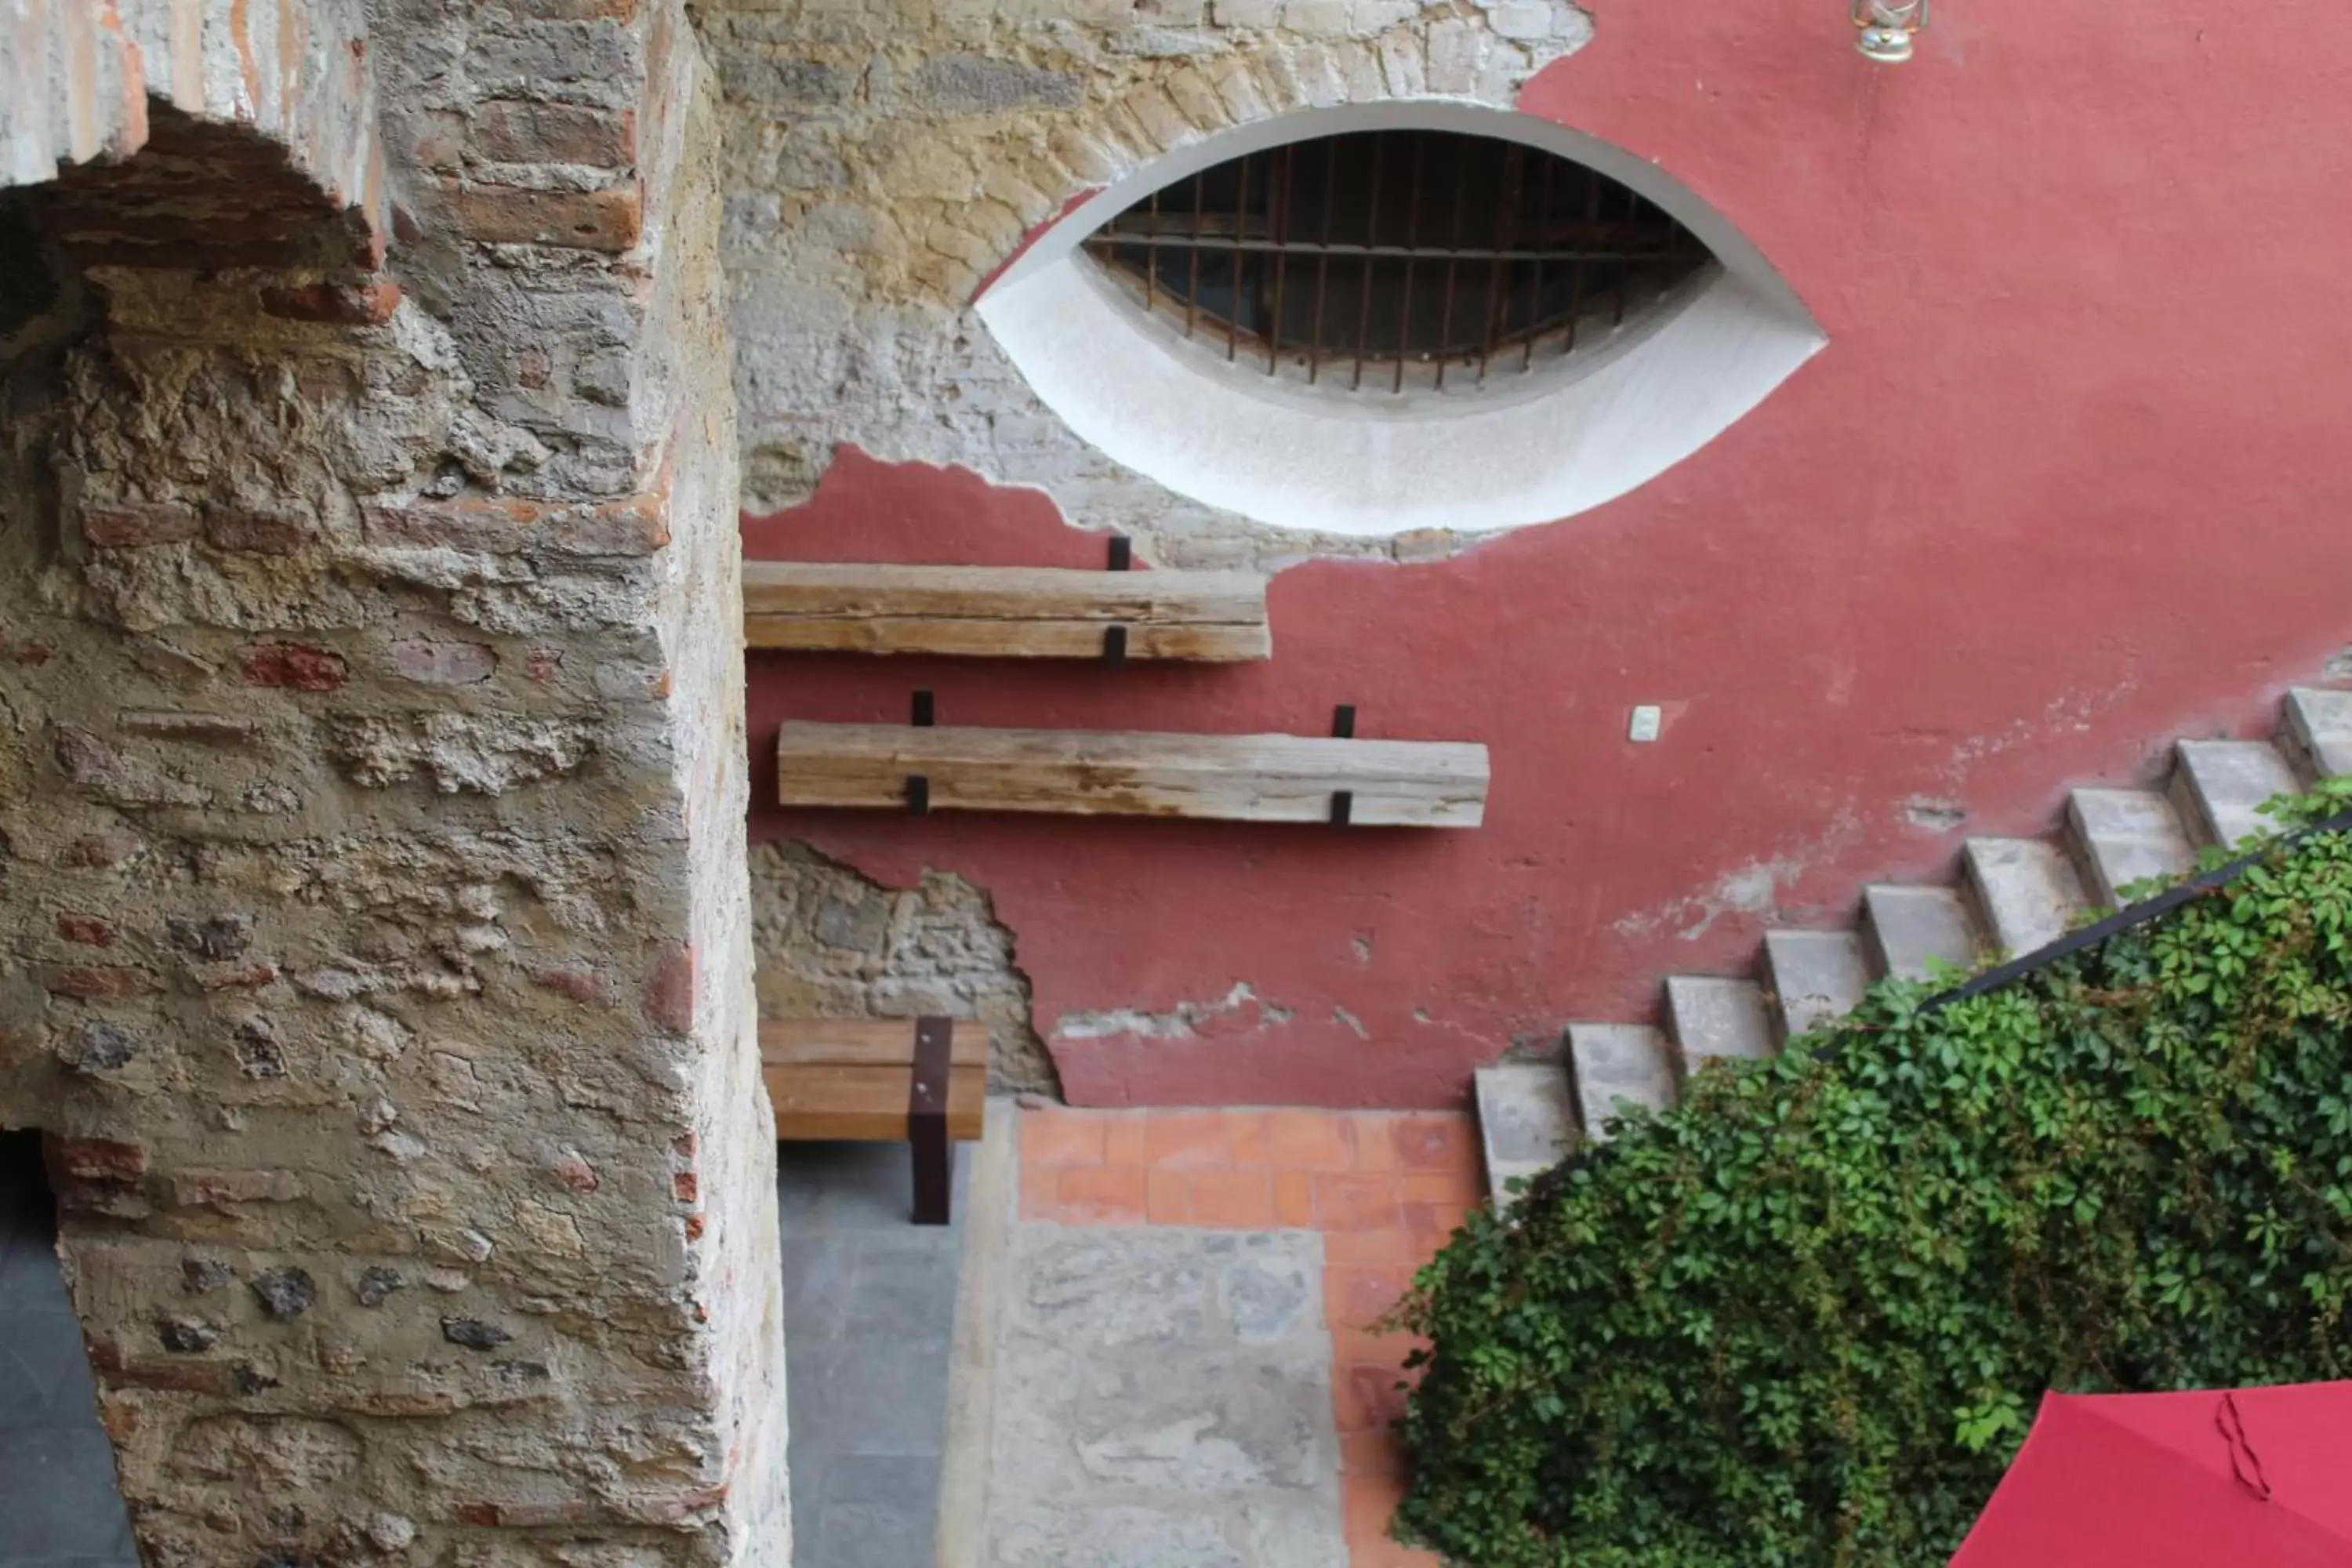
[760,1016,987,1225]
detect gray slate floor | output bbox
[779,1141,971,1568]
[0,1132,138,1568]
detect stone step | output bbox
[1472,1063,1577,1210]
[2169,739,2301,850]
[1663,975,1778,1075]
[1565,1024,1675,1142]
[1962,837,2088,956]
[2065,786,2196,907]
[1762,929,1872,1040]
[2284,687,2352,779]
[1860,884,1984,982]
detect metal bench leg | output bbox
[909,1015,953,1225]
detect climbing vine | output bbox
[1392,783,2352,1566]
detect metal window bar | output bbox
[1083,130,1704,389]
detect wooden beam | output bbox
[760,1018,987,1070]
[765,1062,986,1142]
[742,561,1272,661]
[776,722,1490,828]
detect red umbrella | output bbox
[1950,1381,2352,1566]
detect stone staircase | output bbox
[1474,687,2352,1200]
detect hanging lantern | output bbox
[1853,0,1926,61]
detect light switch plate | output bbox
[1628,705,1663,743]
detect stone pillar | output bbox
[0,2,786,1563]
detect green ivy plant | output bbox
[1392,781,2352,1566]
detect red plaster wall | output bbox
[745,0,2352,1109]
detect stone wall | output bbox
[703,0,1592,566]
[1,2,786,1563]
[749,841,1053,1096]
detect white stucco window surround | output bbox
[975,101,1826,539]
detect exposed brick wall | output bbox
[750,840,1055,1097]
[0,2,786,1564]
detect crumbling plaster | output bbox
[703,0,1596,565]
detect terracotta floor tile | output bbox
[1022,1109,1109,1170]
[1143,1110,1230,1169]
[1324,1263,1411,1335]
[1145,1167,1191,1225]
[1341,1429,1409,1476]
[1401,1200,1474,1258]
[1348,1115,1399,1172]
[1225,1110,1272,1167]
[1323,1226,1414,1266]
[1334,1360,1412,1434]
[1185,1168,1275,1229]
[1269,1109,1355,1172]
[1273,1168,1316,1227]
[1054,1163,1146,1224]
[1399,1168,1483,1208]
[1391,1112,1475,1171]
[1315,1172,1403,1233]
[1102,1113,1150,1166]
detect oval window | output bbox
[975,106,1824,538]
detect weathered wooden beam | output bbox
[760,1018,986,1069]
[775,722,1490,828]
[741,561,1272,661]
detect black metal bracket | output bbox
[909,1015,953,1225]
[907,690,935,815]
[1330,704,1356,826]
[1104,536,1133,666]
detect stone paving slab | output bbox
[1010,1109,1479,1566]
[985,1223,1344,1567]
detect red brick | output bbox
[169,1169,303,1207]
[391,639,495,685]
[362,492,669,557]
[194,964,278,992]
[532,965,613,1005]
[643,942,694,1034]
[438,180,644,252]
[238,642,349,692]
[49,1137,148,1180]
[42,964,153,999]
[259,281,403,325]
[478,100,635,167]
[553,1155,600,1192]
[673,1171,699,1203]
[524,648,565,684]
[82,500,200,548]
[56,914,117,947]
[205,508,319,554]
